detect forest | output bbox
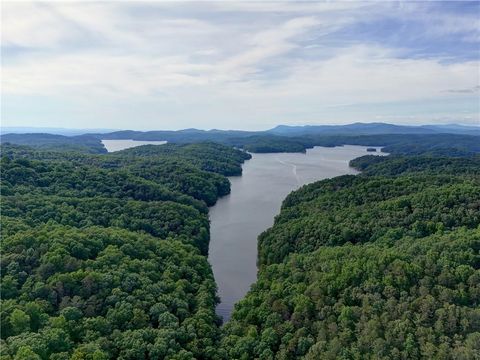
[2,127,480,157]
[1,136,479,359]
[0,142,249,360]
[221,152,480,359]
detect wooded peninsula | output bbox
[1,129,479,359]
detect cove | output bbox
[208,145,386,322]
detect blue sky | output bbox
[2,1,479,130]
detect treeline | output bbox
[1,143,251,206]
[350,154,480,176]
[116,143,251,176]
[222,154,480,359]
[3,131,480,157]
[0,134,106,154]
[2,137,480,359]
[0,142,249,360]
[233,133,480,156]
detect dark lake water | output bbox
[208,145,386,322]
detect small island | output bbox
[366,147,377,152]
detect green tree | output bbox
[10,310,30,335]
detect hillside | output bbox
[2,124,480,156]
[268,123,480,136]
[0,133,107,154]
[222,154,480,359]
[0,142,250,359]
[1,135,479,359]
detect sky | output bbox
[2,0,479,131]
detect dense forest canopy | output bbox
[223,228,480,359]
[222,148,480,359]
[349,155,480,176]
[1,132,479,359]
[2,225,220,360]
[0,142,249,359]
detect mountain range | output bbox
[267,122,480,136]
[2,122,479,138]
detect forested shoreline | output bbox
[1,138,479,359]
[3,0,479,357]
[2,130,480,157]
[0,143,250,359]
[222,153,480,359]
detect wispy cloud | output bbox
[2,1,479,130]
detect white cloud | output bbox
[396,2,480,42]
[1,1,479,129]
[2,53,213,96]
[270,46,478,103]
[2,2,75,48]
[208,1,369,14]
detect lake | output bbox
[102,139,167,152]
[100,140,385,321]
[208,145,387,322]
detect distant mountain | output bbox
[420,124,480,135]
[97,128,259,142]
[268,122,480,136]
[2,122,479,155]
[0,126,118,136]
[3,123,478,139]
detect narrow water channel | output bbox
[208,145,386,322]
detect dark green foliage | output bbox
[226,133,480,156]
[0,142,251,207]
[0,156,205,209]
[4,128,479,156]
[3,135,480,359]
[228,136,309,153]
[1,195,210,254]
[0,142,249,359]
[223,229,480,359]
[350,155,480,176]
[116,142,251,176]
[1,225,219,359]
[378,134,480,156]
[259,175,480,265]
[0,134,106,154]
[223,155,480,359]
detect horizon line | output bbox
[2,121,480,134]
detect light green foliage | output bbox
[223,156,480,359]
[2,140,479,359]
[0,143,248,359]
